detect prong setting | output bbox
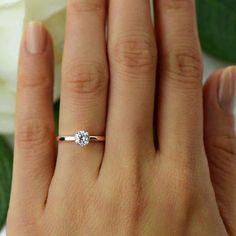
[75,131,90,147]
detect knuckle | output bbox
[170,168,199,207]
[19,71,52,90]
[164,48,203,89]
[7,209,39,235]
[68,0,104,14]
[121,183,145,227]
[16,118,54,148]
[64,62,108,95]
[210,135,236,158]
[120,173,143,200]
[164,152,203,203]
[104,174,144,228]
[110,33,157,75]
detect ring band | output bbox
[57,130,105,147]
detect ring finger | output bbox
[56,0,108,181]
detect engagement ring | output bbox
[57,130,105,147]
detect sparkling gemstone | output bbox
[75,131,90,147]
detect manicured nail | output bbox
[218,66,236,114]
[26,22,46,54]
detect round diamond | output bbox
[75,131,90,147]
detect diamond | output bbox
[75,131,90,147]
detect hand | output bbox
[7,0,236,235]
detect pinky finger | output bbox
[8,22,55,222]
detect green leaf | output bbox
[0,136,13,230]
[196,0,236,62]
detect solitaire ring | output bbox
[57,130,105,147]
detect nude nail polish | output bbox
[26,22,46,54]
[218,66,236,114]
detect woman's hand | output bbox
[7,0,236,235]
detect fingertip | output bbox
[204,69,224,113]
[218,66,236,115]
[18,22,54,87]
[26,22,47,54]
[204,66,236,138]
[204,66,236,116]
[20,22,53,59]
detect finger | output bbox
[103,0,157,168]
[9,22,55,216]
[155,0,204,159]
[204,67,236,234]
[56,0,108,181]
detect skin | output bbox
[6,0,236,235]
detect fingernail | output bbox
[26,22,46,54]
[218,66,236,114]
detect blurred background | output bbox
[0,0,235,234]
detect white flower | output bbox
[0,0,66,134]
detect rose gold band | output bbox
[57,136,105,142]
[89,136,105,142]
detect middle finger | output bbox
[103,0,157,169]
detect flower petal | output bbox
[0,1,24,83]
